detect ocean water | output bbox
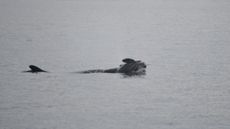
[0,0,230,129]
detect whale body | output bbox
[78,58,147,75]
[22,58,147,75]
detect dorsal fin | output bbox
[122,58,136,64]
[28,65,47,73]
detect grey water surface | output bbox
[0,0,230,129]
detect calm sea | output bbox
[0,0,230,129]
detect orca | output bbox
[23,65,48,73]
[22,58,147,76]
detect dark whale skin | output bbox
[78,58,147,75]
[23,65,47,73]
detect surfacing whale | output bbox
[23,65,48,73]
[22,58,146,75]
[78,58,147,75]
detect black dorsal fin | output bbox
[29,65,47,73]
[122,58,136,64]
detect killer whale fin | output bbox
[29,65,47,72]
[23,65,48,73]
[122,58,136,64]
